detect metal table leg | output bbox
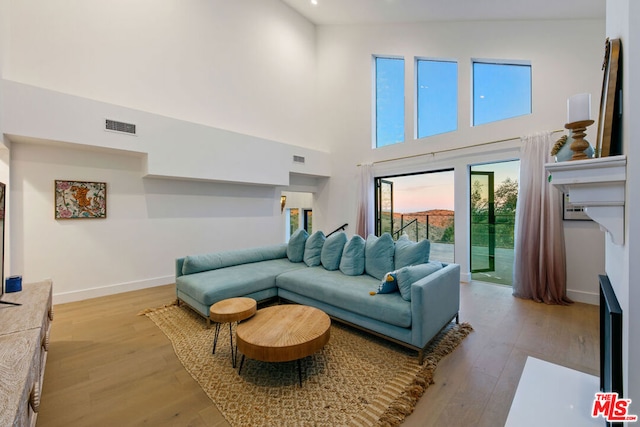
[212,322,221,354]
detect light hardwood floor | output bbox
[37,282,598,426]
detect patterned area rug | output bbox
[141,303,472,427]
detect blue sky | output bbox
[473,62,532,125]
[376,57,405,147]
[417,60,458,138]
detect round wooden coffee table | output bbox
[209,297,257,368]
[236,305,331,386]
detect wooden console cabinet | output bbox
[0,280,53,427]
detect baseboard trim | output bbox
[567,289,599,305]
[53,276,174,304]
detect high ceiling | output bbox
[280,0,606,25]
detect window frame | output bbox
[372,55,406,148]
[471,58,532,127]
[414,57,459,140]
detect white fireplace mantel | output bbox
[545,155,627,245]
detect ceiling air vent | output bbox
[293,155,305,164]
[105,119,136,135]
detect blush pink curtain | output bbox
[356,163,374,238]
[513,132,572,305]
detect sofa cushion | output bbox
[339,235,366,276]
[394,235,430,270]
[182,244,287,275]
[303,231,326,267]
[396,261,444,301]
[276,267,411,328]
[365,233,395,280]
[287,228,308,263]
[377,271,398,294]
[321,232,347,271]
[177,258,305,306]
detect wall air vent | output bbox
[105,119,136,135]
[293,155,305,164]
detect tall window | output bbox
[416,59,458,138]
[473,61,531,126]
[375,56,405,147]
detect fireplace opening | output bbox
[599,274,623,405]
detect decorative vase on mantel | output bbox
[552,131,594,162]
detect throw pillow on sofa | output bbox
[304,231,326,267]
[377,271,398,294]
[394,234,430,270]
[287,228,309,263]
[396,261,443,301]
[339,234,366,276]
[321,231,347,271]
[365,233,395,281]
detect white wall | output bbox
[4,0,319,150]
[10,142,286,303]
[0,0,6,79]
[605,0,639,405]
[564,222,606,304]
[1,81,331,186]
[315,19,606,298]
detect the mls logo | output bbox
[592,392,638,423]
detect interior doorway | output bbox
[303,209,313,234]
[283,191,313,241]
[470,160,519,286]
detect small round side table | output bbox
[209,297,257,368]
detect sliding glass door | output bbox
[374,171,455,263]
[375,179,394,236]
[470,171,495,273]
[470,161,519,286]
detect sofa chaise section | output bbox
[176,244,305,323]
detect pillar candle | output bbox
[567,93,591,123]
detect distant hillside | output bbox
[401,209,454,217]
[393,209,454,228]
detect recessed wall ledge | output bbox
[545,155,627,245]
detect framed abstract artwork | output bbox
[55,180,107,219]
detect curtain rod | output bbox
[360,129,565,166]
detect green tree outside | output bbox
[471,177,518,249]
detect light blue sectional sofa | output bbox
[175,230,460,363]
